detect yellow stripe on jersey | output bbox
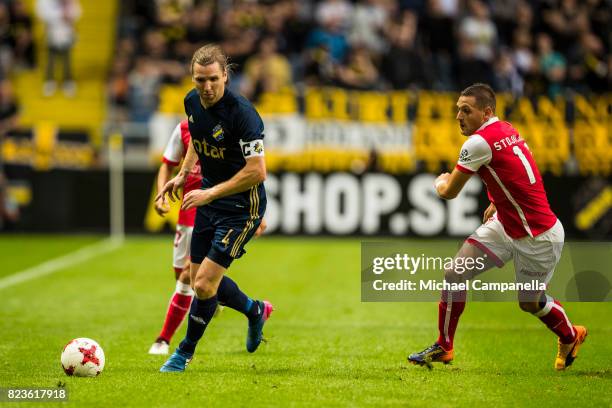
[230,185,260,258]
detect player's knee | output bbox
[193,279,216,299]
[518,301,540,313]
[444,267,462,284]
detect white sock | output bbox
[175,281,194,296]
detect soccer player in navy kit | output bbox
[157,44,273,372]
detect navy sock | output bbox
[217,276,259,319]
[178,295,218,355]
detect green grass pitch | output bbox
[0,235,610,407]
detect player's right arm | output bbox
[483,202,496,222]
[154,162,175,216]
[156,141,198,205]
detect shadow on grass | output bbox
[566,368,611,379]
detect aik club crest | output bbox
[212,124,224,141]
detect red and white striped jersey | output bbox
[455,117,558,239]
[162,120,202,227]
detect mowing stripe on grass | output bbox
[0,238,123,290]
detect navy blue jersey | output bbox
[184,88,266,215]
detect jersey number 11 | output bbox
[513,145,536,185]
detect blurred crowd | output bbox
[110,0,611,122]
[0,0,32,133]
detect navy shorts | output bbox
[190,206,262,268]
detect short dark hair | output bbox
[461,83,496,112]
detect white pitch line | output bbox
[0,238,123,291]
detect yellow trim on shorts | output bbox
[230,185,260,258]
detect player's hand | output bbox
[483,202,496,223]
[254,218,267,238]
[154,197,170,217]
[181,188,214,210]
[155,174,186,205]
[434,172,451,191]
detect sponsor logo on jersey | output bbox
[212,124,224,141]
[193,138,226,159]
[459,148,470,162]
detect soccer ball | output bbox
[61,338,105,377]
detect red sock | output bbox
[158,287,193,343]
[534,297,576,344]
[436,290,466,351]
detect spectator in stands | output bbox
[0,79,19,230]
[537,32,567,98]
[586,0,610,53]
[218,8,260,78]
[423,0,459,90]
[9,0,35,69]
[335,45,379,90]
[493,47,524,96]
[423,0,458,54]
[306,13,349,64]
[175,2,218,62]
[455,36,494,90]
[567,31,609,94]
[0,2,13,79]
[0,171,20,230]
[141,29,185,82]
[36,0,81,97]
[108,56,131,122]
[514,0,534,33]
[127,56,162,122]
[512,28,542,97]
[155,0,193,28]
[241,36,293,101]
[349,0,390,56]
[458,0,497,64]
[0,78,17,136]
[303,43,336,86]
[274,0,312,57]
[382,10,432,89]
[271,0,314,81]
[541,0,589,54]
[488,0,521,47]
[315,0,353,34]
[512,29,535,76]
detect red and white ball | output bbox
[61,338,105,377]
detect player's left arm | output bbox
[181,156,265,210]
[436,134,491,200]
[434,170,472,200]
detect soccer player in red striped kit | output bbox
[408,83,587,371]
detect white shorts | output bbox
[467,215,564,286]
[173,224,194,270]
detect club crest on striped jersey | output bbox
[212,124,224,141]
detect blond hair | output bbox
[190,44,234,75]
